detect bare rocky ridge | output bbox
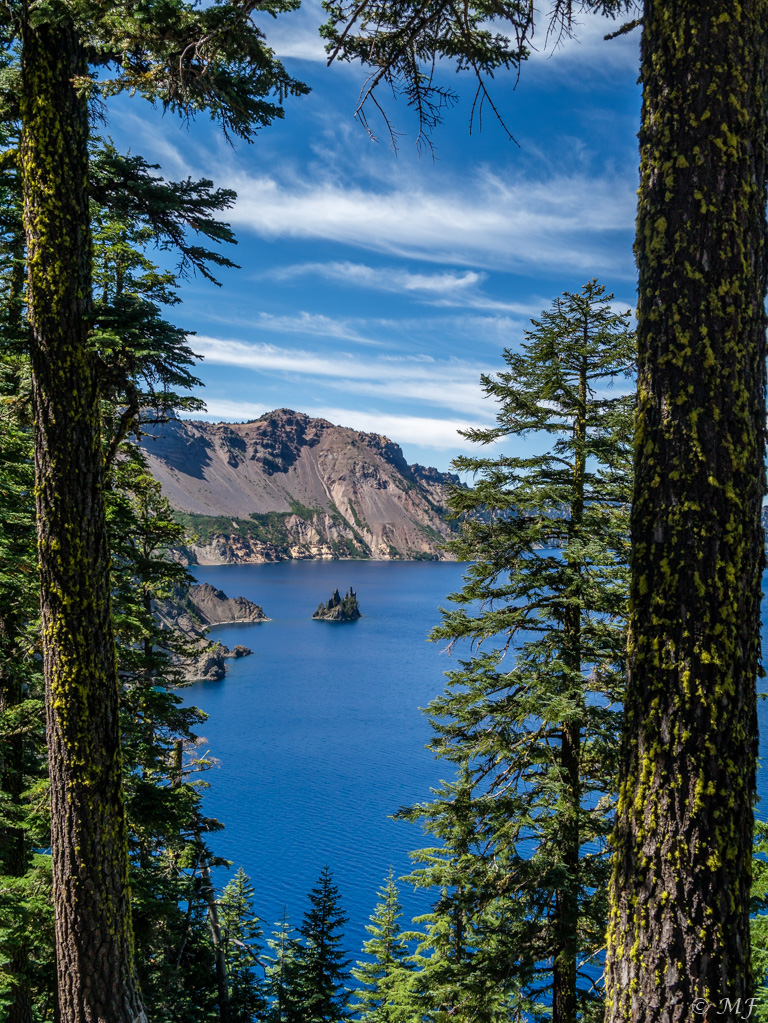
[188,582,269,625]
[140,409,460,564]
[155,584,268,681]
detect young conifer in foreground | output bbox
[404,281,634,1022]
[350,868,412,1022]
[219,868,269,1023]
[265,911,305,1023]
[296,866,352,1023]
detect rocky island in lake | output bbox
[313,588,361,622]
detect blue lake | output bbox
[185,559,768,958]
[185,559,468,954]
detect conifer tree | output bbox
[0,125,247,1018]
[323,2,768,1009]
[350,869,412,1022]
[265,912,305,1023]
[107,449,226,1022]
[1,6,308,1019]
[398,773,524,1023]
[296,866,352,1023]
[404,282,634,1022]
[0,387,50,1023]
[219,868,269,1023]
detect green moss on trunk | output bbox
[605,3,768,1017]
[20,15,146,1023]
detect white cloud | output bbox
[259,1,641,72]
[254,310,384,346]
[193,335,495,416]
[528,8,641,73]
[193,399,492,452]
[310,407,492,449]
[267,261,546,312]
[196,399,271,421]
[224,165,635,275]
[256,0,328,61]
[275,262,483,293]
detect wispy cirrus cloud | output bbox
[266,261,544,313]
[254,310,385,346]
[259,0,641,74]
[254,0,328,61]
[193,335,495,416]
[527,8,641,74]
[271,261,483,294]
[224,164,635,275]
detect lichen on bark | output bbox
[605,3,768,1018]
[20,14,146,1023]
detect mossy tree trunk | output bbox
[20,15,146,1023]
[605,2,768,1017]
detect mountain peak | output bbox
[140,412,457,564]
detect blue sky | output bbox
[109,5,641,471]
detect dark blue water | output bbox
[184,559,468,952]
[186,559,768,958]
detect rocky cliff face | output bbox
[187,583,269,625]
[155,584,267,682]
[141,410,460,564]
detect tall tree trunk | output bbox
[605,2,768,1018]
[19,15,146,1023]
[202,855,231,1023]
[553,352,587,1023]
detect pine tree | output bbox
[0,125,244,1019]
[7,7,307,1019]
[92,154,243,1020]
[0,387,50,1023]
[350,869,412,1022]
[219,868,269,1023]
[605,8,767,1012]
[265,912,305,1023]
[403,282,634,1022]
[398,773,525,1023]
[107,449,225,1022]
[323,1,768,1007]
[296,866,351,1023]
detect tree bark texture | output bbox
[605,3,768,1019]
[20,16,147,1023]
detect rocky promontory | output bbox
[155,584,268,682]
[313,588,361,622]
[188,583,269,625]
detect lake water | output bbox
[185,559,768,958]
[185,559,468,954]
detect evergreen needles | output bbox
[402,281,634,1020]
